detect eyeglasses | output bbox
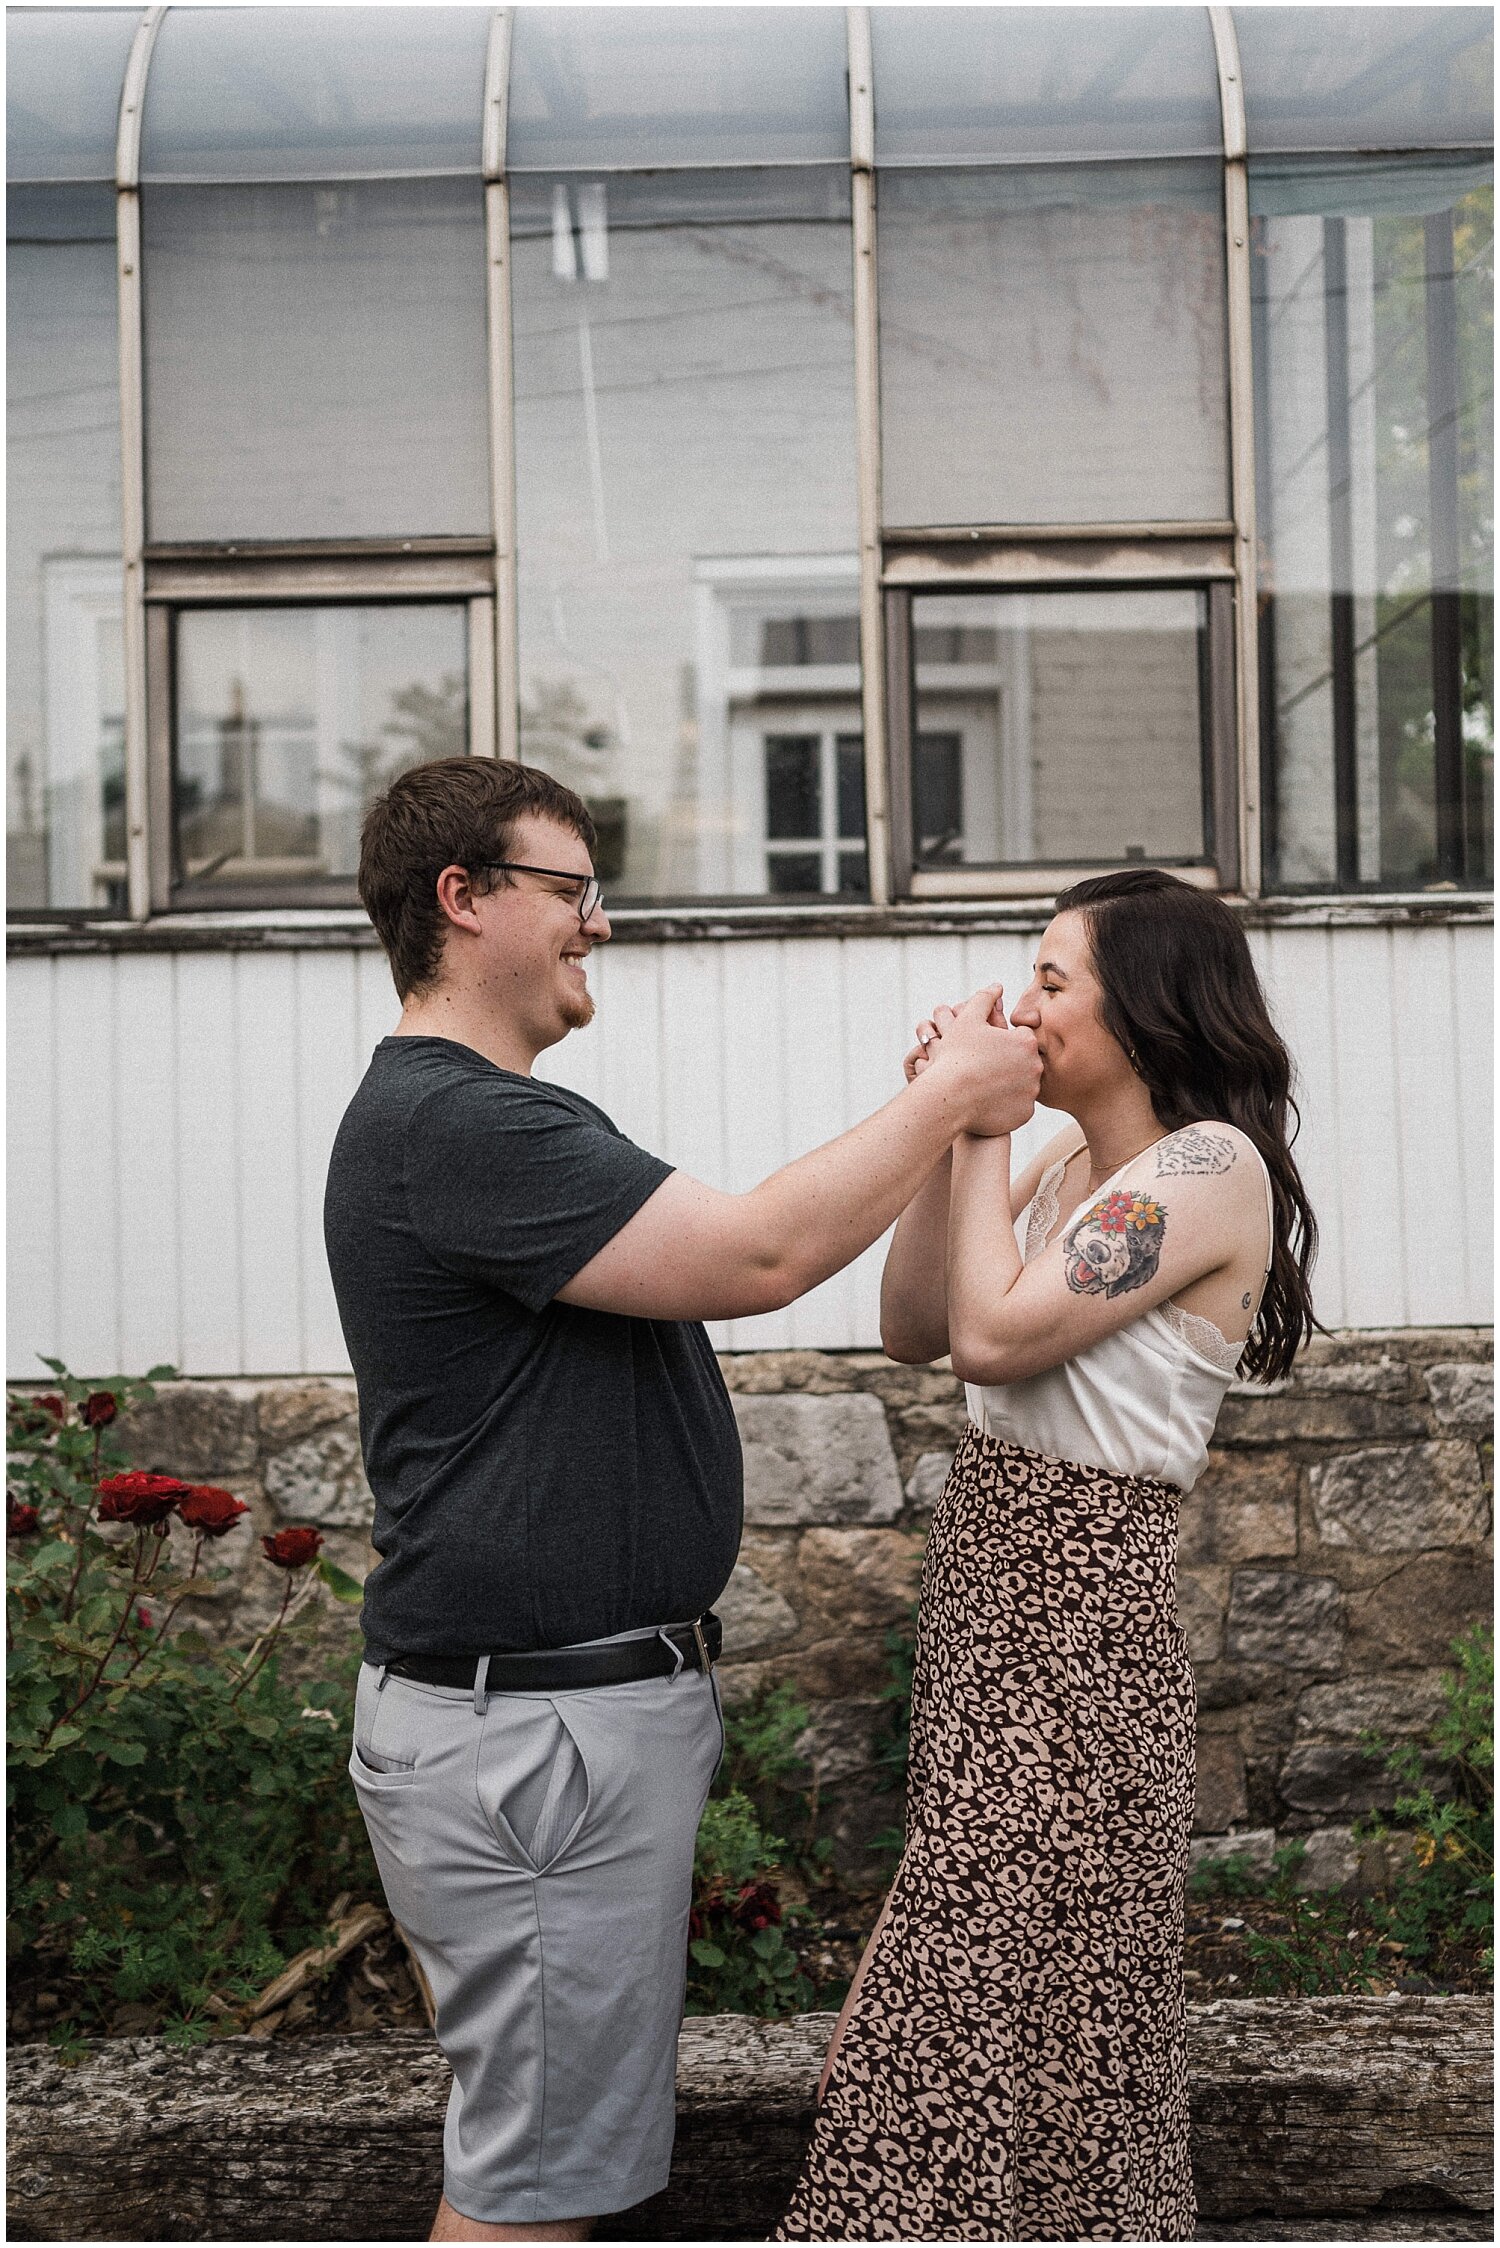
[475,861,604,924]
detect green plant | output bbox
[8,1364,372,2045]
[683,1683,820,2017]
[1356,1624,1494,1975]
[1187,1848,1265,1901]
[1241,1842,1390,1996]
[686,1788,813,2017]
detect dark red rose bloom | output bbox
[7,1498,41,1537]
[733,1882,783,1935]
[37,1394,66,1422]
[176,1485,249,1537]
[82,1391,119,1428]
[9,1394,64,1434]
[136,1605,153,1629]
[261,1526,324,1569]
[97,1471,192,1526]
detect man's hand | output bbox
[914,987,1041,1137]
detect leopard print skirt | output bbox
[777,1425,1197,2243]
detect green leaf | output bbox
[689,1939,726,1968]
[314,1557,363,1605]
[50,1802,89,1839]
[241,1714,280,1742]
[145,1364,178,1382]
[103,1739,147,1767]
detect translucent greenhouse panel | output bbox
[1251,160,1493,890]
[908,589,1209,870]
[141,5,490,181]
[871,5,1221,165]
[143,179,489,540]
[879,161,1230,527]
[7,190,124,912]
[6,7,142,182]
[511,169,860,901]
[1236,7,1492,154]
[173,606,469,891]
[507,6,849,169]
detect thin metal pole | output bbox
[1209,6,1260,895]
[484,11,518,761]
[1425,204,1464,882]
[116,7,166,917]
[1322,218,1359,889]
[848,7,890,905]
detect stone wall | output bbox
[26,1328,1491,1888]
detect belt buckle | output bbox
[690,1617,715,1674]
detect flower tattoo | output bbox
[1063,1189,1168,1298]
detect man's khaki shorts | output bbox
[350,1637,723,2226]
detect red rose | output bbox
[9,1394,63,1434]
[733,1882,783,1934]
[37,1394,66,1422]
[97,1471,192,1526]
[7,1498,40,1537]
[176,1485,249,1537]
[261,1526,324,1569]
[136,1605,153,1629]
[82,1391,118,1428]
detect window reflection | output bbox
[879,162,1229,528]
[1236,7,1492,155]
[512,168,859,901]
[910,590,1208,868]
[1253,160,1493,888]
[144,180,488,542]
[173,607,468,891]
[6,184,123,912]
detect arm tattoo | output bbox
[1063,1189,1167,1299]
[1155,1126,1235,1178]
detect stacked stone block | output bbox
[30,1328,1489,1886]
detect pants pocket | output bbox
[478,1697,592,1875]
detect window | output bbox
[6,5,133,913]
[168,604,468,897]
[1252,158,1493,889]
[511,165,858,902]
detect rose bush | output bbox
[7,1362,375,2046]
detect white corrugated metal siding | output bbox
[6,922,1492,1379]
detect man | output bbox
[324,757,1040,2243]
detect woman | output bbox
[778,870,1317,2245]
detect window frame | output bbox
[5,3,1491,930]
[143,540,496,912]
[880,532,1240,899]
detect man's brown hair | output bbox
[358,757,597,1000]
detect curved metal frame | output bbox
[484,9,517,761]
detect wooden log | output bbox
[6,1998,1491,2243]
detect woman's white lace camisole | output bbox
[965,1134,1275,1494]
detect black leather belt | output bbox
[385,1612,721,1695]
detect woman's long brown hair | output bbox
[1054,869,1319,1383]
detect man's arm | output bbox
[556,988,1042,1323]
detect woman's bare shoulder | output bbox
[1148,1120,1265,1186]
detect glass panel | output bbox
[508,7,849,170]
[766,852,822,895]
[872,5,1222,165]
[143,180,488,540]
[765,736,821,839]
[836,734,866,840]
[173,606,468,893]
[1237,7,1492,155]
[7,7,141,183]
[1251,160,1493,890]
[7,188,123,913]
[513,169,860,901]
[141,7,489,182]
[910,590,1209,868]
[879,162,1228,526]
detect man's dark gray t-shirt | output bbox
[323,1036,743,1662]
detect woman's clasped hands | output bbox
[902,986,1041,1137]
